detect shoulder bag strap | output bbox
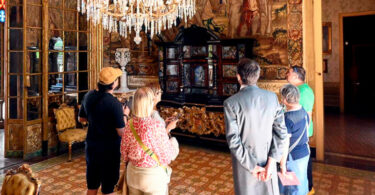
[288,115,309,153]
[129,119,168,173]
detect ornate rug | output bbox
[2,145,375,194]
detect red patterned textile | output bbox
[121,117,178,167]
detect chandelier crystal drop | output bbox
[78,0,196,44]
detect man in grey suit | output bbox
[224,58,288,195]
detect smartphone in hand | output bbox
[171,113,182,121]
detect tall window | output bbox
[48,0,89,116]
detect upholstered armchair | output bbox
[53,104,87,161]
[1,164,41,195]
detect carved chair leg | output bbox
[68,143,72,162]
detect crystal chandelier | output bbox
[77,0,196,44]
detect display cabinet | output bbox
[4,0,91,159]
[157,25,255,141]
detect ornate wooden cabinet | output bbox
[4,0,92,159]
[157,26,255,142]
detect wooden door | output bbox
[343,15,375,114]
[347,44,375,113]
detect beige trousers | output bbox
[126,163,171,195]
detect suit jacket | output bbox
[224,85,288,195]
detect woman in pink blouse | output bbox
[121,87,179,195]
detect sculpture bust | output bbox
[115,48,131,92]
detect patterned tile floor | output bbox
[1,145,375,194]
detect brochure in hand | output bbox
[277,171,300,186]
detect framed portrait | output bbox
[323,22,332,55]
[191,46,207,57]
[223,64,237,78]
[166,64,178,76]
[223,83,238,96]
[238,44,246,59]
[166,47,177,59]
[323,59,328,73]
[183,46,191,58]
[222,46,237,59]
[166,80,179,93]
[193,65,206,87]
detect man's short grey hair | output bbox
[237,58,261,85]
[280,84,300,104]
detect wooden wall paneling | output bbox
[314,0,324,161]
[303,0,316,148]
[302,0,325,161]
[6,124,24,157]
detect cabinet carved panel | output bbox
[7,124,24,151]
[25,124,42,154]
[160,106,225,137]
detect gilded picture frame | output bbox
[323,22,332,55]
[222,46,237,59]
[166,47,177,59]
[166,64,179,76]
[223,64,237,78]
[166,80,179,93]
